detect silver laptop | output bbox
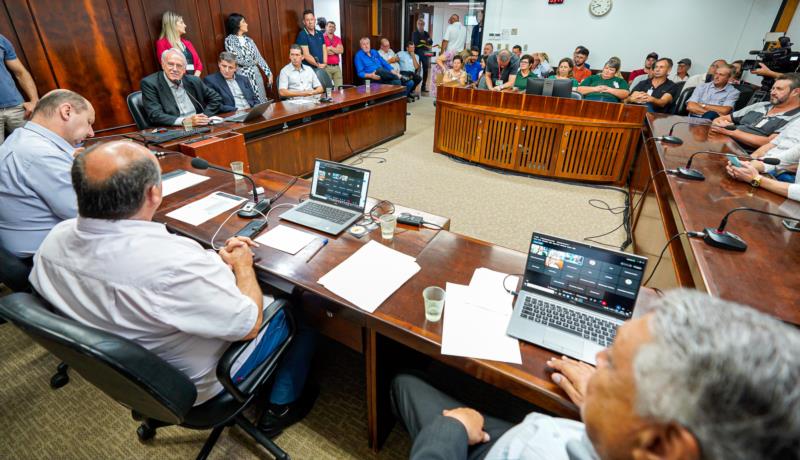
[280,159,370,235]
[506,232,648,365]
[223,100,273,122]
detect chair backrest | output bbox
[734,83,756,112]
[126,91,151,130]
[0,246,31,292]
[570,91,582,100]
[0,293,197,423]
[674,86,695,116]
[314,67,334,90]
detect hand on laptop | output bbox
[547,356,596,409]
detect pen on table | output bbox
[305,238,329,263]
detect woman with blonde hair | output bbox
[532,52,551,77]
[155,11,203,76]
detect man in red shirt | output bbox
[628,52,658,83]
[323,21,343,87]
[572,46,591,83]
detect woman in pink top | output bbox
[155,11,203,76]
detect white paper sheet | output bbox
[441,282,522,364]
[255,225,318,255]
[165,191,246,226]
[318,240,420,313]
[284,98,317,105]
[161,170,210,196]
[468,267,519,315]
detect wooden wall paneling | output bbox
[380,0,401,49]
[3,2,59,92]
[342,0,372,85]
[247,118,330,176]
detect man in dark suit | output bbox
[204,52,258,113]
[140,48,222,127]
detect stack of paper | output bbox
[440,268,522,364]
[161,170,210,196]
[319,240,420,313]
[165,191,246,226]
[255,225,318,255]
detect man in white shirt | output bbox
[378,38,401,73]
[392,290,800,459]
[278,44,324,100]
[441,14,467,53]
[30,141,316,436]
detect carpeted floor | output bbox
[0,95,629,459]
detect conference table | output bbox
[153,153,586,450]
[636,114,800,324]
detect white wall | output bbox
[313,0,340,29]
[484,0,781,75]
[786,4,800,44]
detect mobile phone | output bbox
[726,154,743,168]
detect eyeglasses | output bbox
[369,200,395,222]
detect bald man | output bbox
[30,141,317,436]
[0,89,94,259]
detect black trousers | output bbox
[415,51,431,91]
[400,71,422,92]
[391,373,514,459]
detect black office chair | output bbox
[673,86,695,116]
[126,91,151,130]
[0,293,295,460]
[733,83,756,112]
[0,246,31,294]
[314,68,334,90]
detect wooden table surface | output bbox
[645,114,800,321]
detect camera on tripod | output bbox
[742,36,800,91]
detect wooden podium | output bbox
[178,131,250,173]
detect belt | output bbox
[327,63,340,67]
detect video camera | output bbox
[742,36,800,90]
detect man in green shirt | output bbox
[577,59,629,103]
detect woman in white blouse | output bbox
[224,13,273,103]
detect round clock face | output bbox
[589,0,613,16]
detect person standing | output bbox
[412,19,432,93]
[155,11,203,77]
[471,10,484,49]
[0,34,38,143]
[295,10,328,86]
[441,14,467,53]
[224,13,273,104]
[323,21,344,88]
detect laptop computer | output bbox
[223,100,273,123]
[280,159,370,235]
[506,232,648,365]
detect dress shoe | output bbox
[257,383,319,437]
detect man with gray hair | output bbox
[0,89,94,259]
[479,49,520,91]
[391,289,800,459]
[204,51,259,113]
[140,48,223,127]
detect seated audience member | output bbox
[397,42,423,95]
[670,58,691,82]
[355,37,414,97]
[727,155,800,201]
[627,58,679,113]
[512,54,536,92]
[392,289,800,460]
[31,141,317,435]
[608,56,624,79]
[578,59,630,103]
[141,48,222,127]
[710,73,800,149]
[0,90,94,259]
[685,59,726,90]
[204,52,258,113]
[442,55,468,87]
[746,118,800,182]
[511,45,522,59]
[686,63,739,119]
[532,52,552,78]
[378,38,401,73]
[1,33,39,144]
[482,43,494,61]
[547,58,578,88]
[479,49,520,92]
[628,67,652,90]
[730,59,744,85]
[431,50,469,97]
[278,45,323,99]
[628,52,658,83]
[156,11,203,77]
[572,46,591,82]
[464,46,482,83]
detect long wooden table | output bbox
[635,114,800,323]
[434,86,646,185]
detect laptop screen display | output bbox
[523,233,647,319]
[311,160,370,212]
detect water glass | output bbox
[182,117,193,131]
[365,79,371,91]
[230,161,245,181]
[326,87,333,99]
[379,214,397,240]
[423,286,446,322]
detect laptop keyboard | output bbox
[297,201,357,224]
[520,297,617,347]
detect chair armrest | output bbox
[216,298,295,403]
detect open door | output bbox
[407,3,434,44]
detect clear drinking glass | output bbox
[365,79,371,91]
[379,214,397,240]
[230,161,245,181]
[326,87,333,99]
[182,117,193,131]
[423,286,446,322]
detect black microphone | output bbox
[190,157,267,218]
[668,120,710,136]
[699,206,800,252]
[645,135,684,146]
[669,150,780,181]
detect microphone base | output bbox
[675,167,705,181]
[237,199,271,219]
[703,228,747,252]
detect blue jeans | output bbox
[232,308,316,405]
[771,171,797,183]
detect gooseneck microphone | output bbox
[645,135,684,146]
[190,157,267,218]
[669,151,780,181]
[699,207,800,252]
[667,120,711,136]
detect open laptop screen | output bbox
[523,233,648,320]
[310,160,371,212]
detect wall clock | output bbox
[589,0,613,17]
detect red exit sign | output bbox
[549,0,565,3]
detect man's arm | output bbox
[648,92,674,109]
[218,238,263,340]
[203,76,236,113]
[140,76,179,126]
[5,58,39,115]
[711,126,773,148]
[300,45,320,67]
[727,161,797,200]
[750,142,776,159]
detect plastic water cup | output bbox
[379,214,397,240]
[365,79,371,91]
[230,161,244,181]
[326,87,333,99]
[182,117,193,131]
[423,286,446,322]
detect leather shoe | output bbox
[257,383,319,437]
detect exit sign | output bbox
[549,0,565,4]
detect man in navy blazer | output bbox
[204,52,259,113]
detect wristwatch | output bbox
[750,174,762,188]
[701,103,707,109]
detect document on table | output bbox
[440,277,522,364]
[255,225,318,255]
[318,240,420,313]
[468,267,519,314]
[161,170,210,196]
[165,191,246,226]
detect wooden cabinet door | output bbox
[435,105,483,161]
[478,115,521,170]
[556,126,634,182]
[515,120,563,176]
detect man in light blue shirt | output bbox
[354,37,415,97]
[396,42,422,96]
[686,63,739,119]
[0,89,95,258]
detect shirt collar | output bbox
[162,72,183,89]
[23,121,76,155]
[76,217,167,235]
